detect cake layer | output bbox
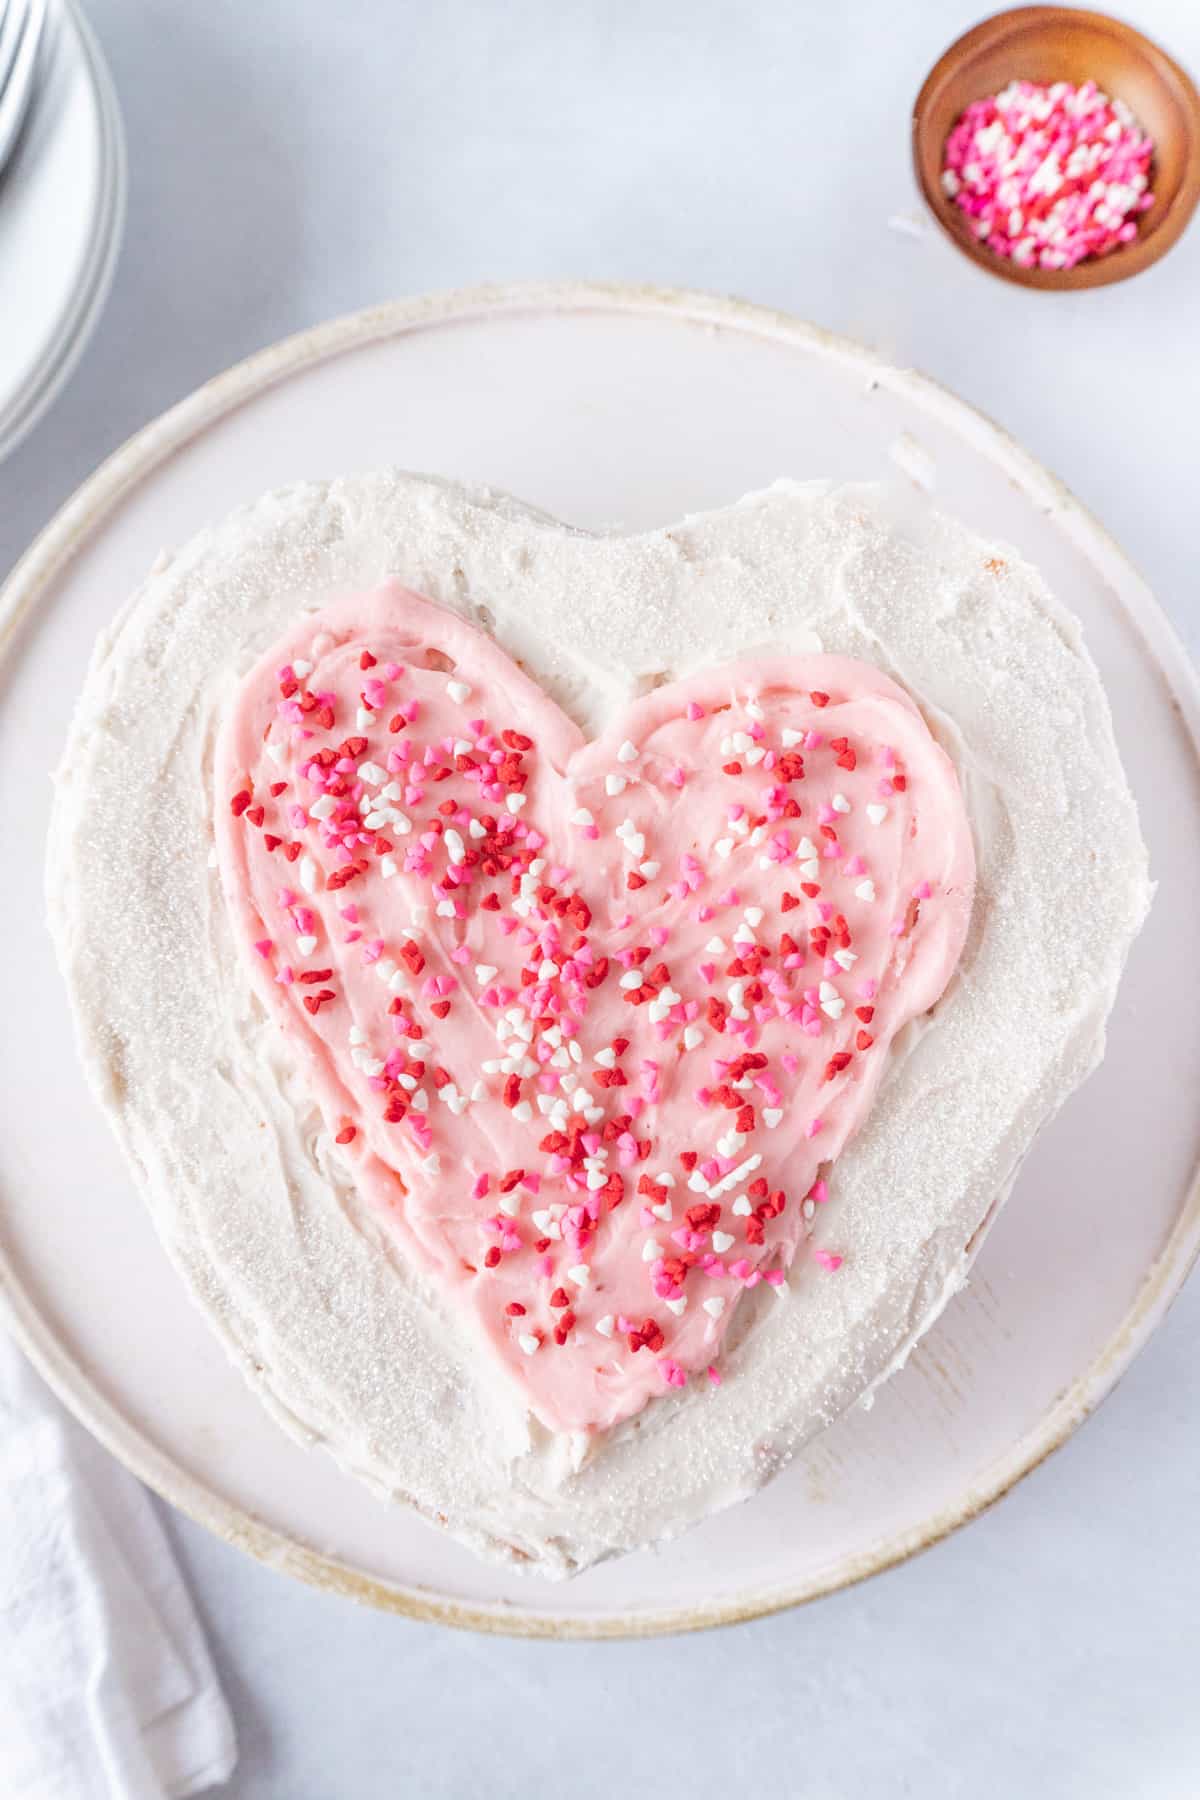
[47,473,1150,1575]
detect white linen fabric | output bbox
[0,1332,236,1800]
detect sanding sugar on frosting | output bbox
[47,472,1151,1575]
[215,587,975,1432]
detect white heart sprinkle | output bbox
[605,773,626,797]
[832,793,851,814]
[867,803,888,825]
[763,1108,783,1128]
[446,679,471,704]
[595,1315,615,1338]
[855,879,876,902]
[703,1296,726,1318]
[295,935,317,956]
[683,1026,703,1051]
[712,1231,735,1253]
[518,1334,541,1356]
[617,739,639,763]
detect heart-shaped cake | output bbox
[49,473,1150,1574]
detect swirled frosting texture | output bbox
[48,474,1150,1574]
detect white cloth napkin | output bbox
[0,1330,236,1800]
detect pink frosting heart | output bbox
[215,583,974,1432]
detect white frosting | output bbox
[46,473,1151,1576]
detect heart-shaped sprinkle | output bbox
[216,585,974,1433]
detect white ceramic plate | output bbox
[3,284,1198,1637]
[0,0,125,461]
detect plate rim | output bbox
[3,278,1199,1639]
[0,0,128,462]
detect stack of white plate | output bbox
[0,0,125,462]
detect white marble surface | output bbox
[4,1,1199,1794]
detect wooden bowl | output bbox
[913,6,1200,289]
